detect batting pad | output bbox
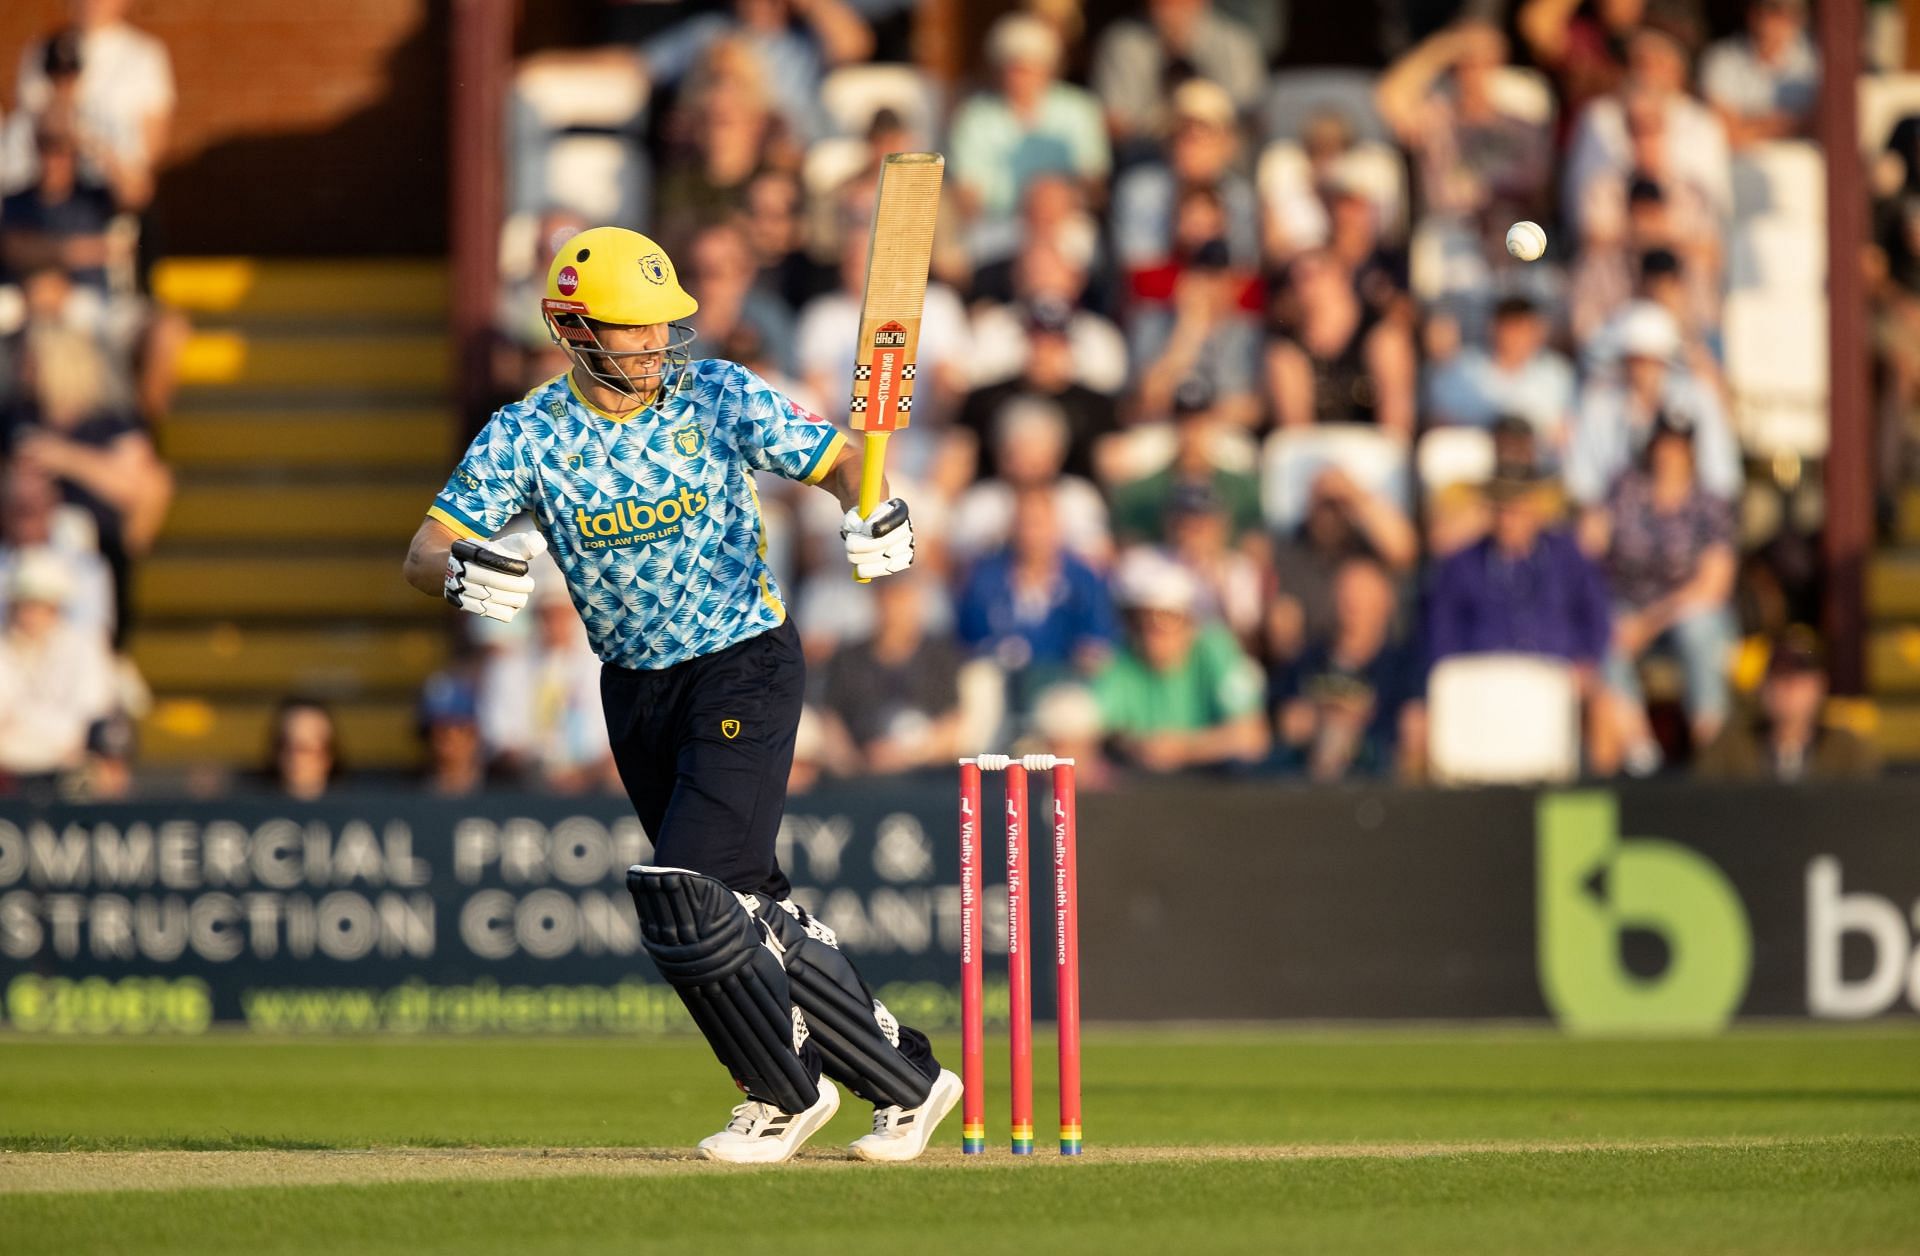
[756,898,937,1110]
[627,865,820,1114]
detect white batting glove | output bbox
[444,531,547,622]
[841,498,915,580]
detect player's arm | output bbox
[815,440,916,580]
[405,411,545,620]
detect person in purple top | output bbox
[1425,461,1618,770]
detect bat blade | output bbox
[848,152,944,437]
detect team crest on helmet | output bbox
[638,253,669,285]
[556,265,580,296]
[672,424,705,458]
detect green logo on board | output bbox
[1537,792,1751,1034]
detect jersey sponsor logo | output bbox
[720,719,741,740]
[556,265,580,296]
[571,485,710,550]
[671,424,705,458]
[638,253,669,285]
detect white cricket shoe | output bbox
[697,1080,841,1164]
[849,1068,964,1163]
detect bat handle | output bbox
[853,431,889,584]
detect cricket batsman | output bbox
[402,226,961,1162]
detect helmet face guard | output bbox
[543,303,699,408]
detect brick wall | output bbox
[2,0,448,254]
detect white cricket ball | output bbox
[1506,220,1547,262]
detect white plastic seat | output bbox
[801,136,869,202]
[1727,214,1826,293]
[819,64,941,145]
[1486,67,1556,129]
[1416,427,1496,500]
[1724,290,1829,458]
[544,135,645,223]
[1261,68,1389,146]
[1261,424,1411,533]
[1428,653,1580,784]
[1730,142,1825,224]
[1859,73,1920,153]
[515,58,649,129]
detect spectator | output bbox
[1095,550,1269,772]
[686,220,796,376]
[1110,79,1259,271]
[0,460,113,637]
[418,669,485,797]
[1260,108,1365,265]
[479,578,615,793]
[9,9,174,209]
[1376,20,1554,252]
[1268,465,1419,661]
[1565,301,1739,504]
[1,123,117,290]
[949,14,1110,228]
[955,486,1119,709]
[1323,177,1411,325]
[494,209,588,393]
[949,397,1112,568]
[969,232,1128,394]
[1110,376,1263,546]
[1266,249,1416,439]
[265,698,342,802]
[1090,0,1265,152]
[3,322,172,642]
[1594,412,1738,772]
[1425,462,1613,672]
[1696,628,1880,781]
[1272,555,1422,781]
[1518,0,1652,134]
[1131,238,1263,428]
[652,38,788,254]
[820,574,966,773]
[1159,479,1264,640]
[1425,295,1576,452]
[1563,18,1731,238]
[1699,0,1818,149]
[958,299,1120,482]
[742,169,833,315]
[1570,93,1723,345]
[636,0,873,144]
[0,548,114,792]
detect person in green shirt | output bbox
[1110,376,1263,546]
[1094,550,1270,773]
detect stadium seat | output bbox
[1261,68,1390,146]
[1724,290,1830,458]
[819,64,941,145]
[1486,67,1557,129]
[1261,424,1411,533]
[1257,140,1409,243]
[1730,141,1825,224]
[1727,214,1826,293]
[1428,654,1581,784]
[1858,72,1920,153]
[543,134,650,224]
[1416,426,1496,500]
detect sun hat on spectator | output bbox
[9,548,72,609]
[1482,460,1550,504]
[1171,79,1236,130]
[988,13,1061,70]
[1115,549,1200,615]
[1616,300,1681,362]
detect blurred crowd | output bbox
[0,0,180,799]
[448,0,1894,795]
[3,0,1914,798]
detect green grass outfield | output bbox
[3,1025,1917,1254]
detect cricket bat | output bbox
[847,152,944,581]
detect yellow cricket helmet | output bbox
[541,226,699,407]
[542,226,698,324]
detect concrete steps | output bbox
[143,696,422,769]
[153,257,447,322]
[163,407,453,472]
[132,625,446,695]
[159,481,433,544]
[136,554,435,620]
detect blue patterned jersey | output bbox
[428,362,848,670]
